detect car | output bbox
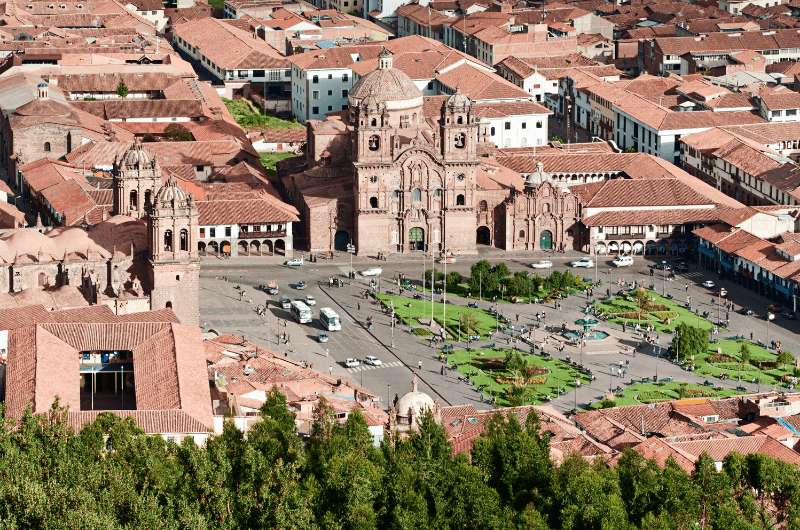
[673,262,689,273]
[467,302,479,308]
[258,282,279,295]
[438,255,456,264]
[284,257,303,267]
[295,281,307,290]
[702,280,716,288]
[364,355,382,366]
[530,259,553,269]
[739,307,755,316]
[318,331,329,343]
[305,295,316,306]
[719,288,727,297]
[612,255,634,267]
[467,334,480,342]
[280,295,291,309]
[570,257,594,268]
[360,267,383,277]
[782,311,797,320]
[649,261,671,271]
[344,358,361,368]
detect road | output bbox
[199,250,800,412]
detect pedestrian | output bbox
[440,365,445,376]
[329,365,333,375]
[418,360,423,371]
[357,302,361,311]
[750,331,754,341]
[685,283,689,292]
[622,322,626,333]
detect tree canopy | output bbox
[4,393,800,529]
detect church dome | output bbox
[349,49,422,110]
[446,90,471,110]
[396,376,434,424]
[121,140,154,168]
[156,176,189,206]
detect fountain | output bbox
[562,317,609,342]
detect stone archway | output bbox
[409,226,425,251]
[208,241,219,255]
[198,242,206,255]
[238,240,249,256]
[539,229,553,250]
[275,239,286,255]
[220,241,231,256]
[334,230,349,251]
[476,226,491,245]
[263,240,273,255]
[250,240,260,255]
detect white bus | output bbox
[319,307,341,331]
[290,300,312,324]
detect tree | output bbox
[739,342,751,364]
[115,80,129,98]
[672,323,709,360]
[504,350,527,374]
[458,312,478,335]
[777,350,794,370]
[445,271,462,292]
[164,123,193,142]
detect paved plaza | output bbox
[200,250,800,412]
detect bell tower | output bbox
[146,176,199,325]
[440,90,478,162]
[353,90,392,164]
[113,140,161,218]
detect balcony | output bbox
[239,230,287,239]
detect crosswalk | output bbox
[347,360,403,373]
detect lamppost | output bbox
[347,242,356,277]
[390,300,395,348]
[574,378,580,411]
[662,261,667,296]
[387,384,391,409]
[594,244,599,285]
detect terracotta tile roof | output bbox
[67,409,210,434]
[672,435,800,465]
[582,207,724,227]
[758,89,800,111]
[572,178,717,208]
[72,100,205,120]
[436,63,532,102]
[472,101,550,118]
[52,72,181,93]
[654,29,800,57]
[197,191,299,225]
[172,17,288,70]
[252,127,306,143]
[621,437,697,473]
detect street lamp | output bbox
[387,384,391,409]
[574,378,581,411]
[347,242,356,277]
[390,300,395,348]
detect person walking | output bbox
[418,360,423,371]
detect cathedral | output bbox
[0,141,200,324]
[282,49,586,256]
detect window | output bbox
[504,122,511,130]
[369,196,378,208]
[490,127,495,135]
[518,229,525,239]
[457,173,465,181]
[454,132,466,149]
[342,73,349,82]
[456,194,465,206]
[479,200,488,212]
[225,226,231,237]
[312,90,319,100]
[44,141,51,152]
[164,230,173,251]
[129,190,137,210]
[327,90,332,96]
[412,188,422,202]
[179,229,188,251]
[327,74,332,79]
[369,175,378,183]
[209,227,215,238]
[312,106,319,115]
[457,116,463,124]
[327,106,332,111]
[342,89,348,97]
[199,228,205,238]
[312,75,318,83]
[521,122,526,129]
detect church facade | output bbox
[0,141,200,324]
[282,49,585,256]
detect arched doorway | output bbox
[539,230,553,250]
[238,240,249,255]
[263,240,273,255]
[198,242,206,255]
[409,227,425,251]
[334,230,349,251]
[208,241,219,255]
[220,241,231,256]
[476,226,491,245]
[250,241,260,255]
[275,239,286,255]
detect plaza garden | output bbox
[685,337,797,387]
[591,380,743,408]
[374,292,500,338]
[419,260,591,303]
[595,288,720,333]
[446,348,590,406]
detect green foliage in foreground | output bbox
[7,392,800,529]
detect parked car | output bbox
[649,261,671,271]
[284,257,303,267]
[305,295,316,306]
[467,302,479,308]
[280,295,291,309]
[570,257,594,268]
[702,280,716,288]
[360,267,383,277]
[530,259,553,269]
[364,355,382,366]
[294,281,307,290]
[318,331,329,343]
[344,358,361,368]
[781,311,796,320]
[673,261,689,273]
[612,255,634,267]
[438,255,456,264]
[467,334,481,342]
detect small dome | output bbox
[50,227,110,258]
[121,140,154,169]
[3,229,58,259]
[156,176,189,206]
[396,376,434,424]
[446,90,471,110]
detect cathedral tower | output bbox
[113,140,162,217]
[146,176,199,325]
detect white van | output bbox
[612,255,634,267]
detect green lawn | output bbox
[590,380,743,408]
[260,152,296,176]
[596,289,718,333]
[375,293,499,339]
[691,338,795,386]
[223,98,303,130]
[448,348,589,406]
